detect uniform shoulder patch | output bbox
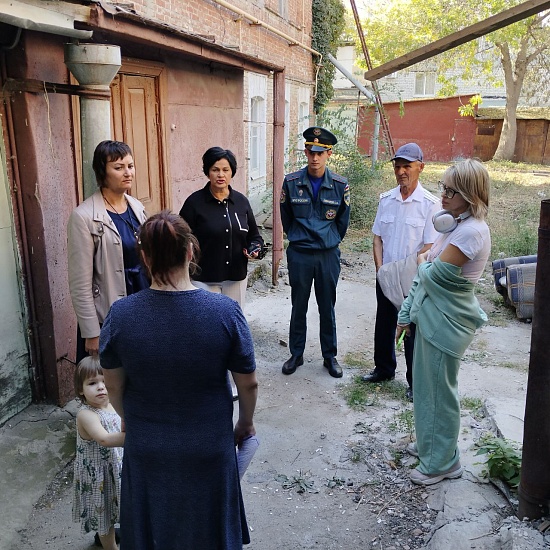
[331,173,348,185]
[285,170,302,181]
[379,189,393,199]
[423,189,439,203]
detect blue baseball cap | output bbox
[391,143,423,162]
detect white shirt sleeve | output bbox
[449,224,485,260]
[372,201,383,236]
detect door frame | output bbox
[71,57,170,209]
[111,58,170,211]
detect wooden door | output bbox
[111,61,167,215]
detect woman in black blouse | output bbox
[179,147,264,308]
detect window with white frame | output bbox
[278,0,288,18]
[414,72,436,96]
[298,87,310,135]
[284,100,290,164]
[248,74,267,180]
[284,82,290,164]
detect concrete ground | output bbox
[0,256,547,549]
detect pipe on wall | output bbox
[64,43,121,198]
[210,0,321,59]
[272,70,285,285]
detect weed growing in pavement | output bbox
[341,375,410,410]
[460,397,485,420]
[275,470,319,494]
[463,350,491,364]
[346,442,369,463]
[343,351,373,369]
[326,476,347,489]
[475,433,522,488]
[342,379,380,409]
[498,361,528,371]
[388,409,415,438]
[353,422,371,434]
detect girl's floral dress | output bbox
[72,404,123,535]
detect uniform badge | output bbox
[313,128,322,136]
[280,189,286,203]
[298,189,303,196]
[326,209,337,220]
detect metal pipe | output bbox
[518,199,550,519]
[64,44,121,198]
[272,70,285,285]
[372,107,380,163]
[326,53,375,102]
[210,0,321,58]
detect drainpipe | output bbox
[64,44,121,198]
[518,199,550,519]
[326,53,379,165]
[210,0,320,58]
[272,70,285,285]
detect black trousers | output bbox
[373,279,415,387]
[287,246,340,358]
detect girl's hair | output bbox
[202,147,237,178]
[444,159,490,220]
[92,140,133,188]
[138,210,200,288]
[74,356,103,404]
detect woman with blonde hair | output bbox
[397,158,491,486]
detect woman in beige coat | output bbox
[68,140,148,362]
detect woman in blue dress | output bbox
[100,211,258,549]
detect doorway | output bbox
[0,140,31,424]
[111,60,168,214]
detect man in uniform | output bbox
[280,127,350,378]
[362,143,440,399]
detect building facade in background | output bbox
[0,0,316,421]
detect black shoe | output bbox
[282,355,303,375]
[361,370,395,383]
[323,357,343,378]
[406,387,413,402]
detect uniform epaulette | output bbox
[331,173,348,184]
[423,188,439,203]
[285,170,302,181]
[379,189,393,199]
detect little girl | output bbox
[72,356,124,550]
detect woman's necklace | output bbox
[102,192,138,240]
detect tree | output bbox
[311,0,346,113]
[359,0,550,161]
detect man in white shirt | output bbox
[362,143,440,400]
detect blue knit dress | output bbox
[100,288,256,549]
